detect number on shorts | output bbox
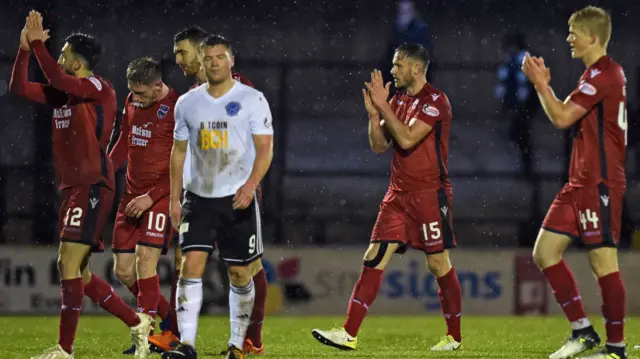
[147,212,167,232]
[579,209,599,231]
[64,207,83,227]
[618,101,628,146]
[422,221,441,241]
[248,234,256,254]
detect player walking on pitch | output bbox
[522,6,628,359]
[312,43,463,352]
[109,58,180,356]
[11,11,150,359]
[162,34,274,359]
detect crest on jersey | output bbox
[578,81,597,96]
[157,105,170,119]
[422,104,440,117]
[226,101,242,116]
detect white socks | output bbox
[228,279,255,349]
[177,278,203,348]
[570,318,591,331]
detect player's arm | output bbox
[535,84,588,129]
[378,102,434,150]
[170,100,189,205]
[246,95,275,187]
[368,113,391,154]
[108,104,130,170]
[30,40,106,100]
[9,48,67,105]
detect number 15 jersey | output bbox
[566,55,627,189]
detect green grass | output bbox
[1,316,638,358]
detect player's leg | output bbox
[534,185,599,359]
[410,188,462,351]
[161,192,212,359]
[312,190,405,351]
[577,187,626,359]
[244,259,267,354]
[311,242,399,350]
[136,199,179,352]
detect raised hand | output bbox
[365,69,391,109]
[25,10,45,43]
[362,87,378,117]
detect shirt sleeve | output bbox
[31,40,107,101]
[248,93,274,135]
[173,97,190,141]
[567,75,609,110]
[414,95,450,127]
[9,47,68,106]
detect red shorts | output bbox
[371,188,456,254]
[542,183,623,249]
[59,184,114,252]
[112,193,173,254]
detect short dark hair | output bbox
[126,57,162,85]
[199,34,233,55]
[395,43,430,71]
[65,33,101,70]
[174,26,208,45]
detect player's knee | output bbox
[587,247,619,278]
[57,254,82,280]
[363,242,393,269]
[114,265,136,287]
[135,246,161,279]
[249,259,263,276]
[426,251,452,277]
[181,251,208,278]
[227,265,251,287]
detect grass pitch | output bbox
[1,315,638,358]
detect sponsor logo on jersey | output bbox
[131,124,152,146]
[578,81,597,96]
[225,101,241,116]
[199,121,229,150]
[157,104,170,119]
[422,104,440,117]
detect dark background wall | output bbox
[1,0,639,249]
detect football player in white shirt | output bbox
[164,34,274,359]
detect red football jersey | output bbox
[109,89,179,200]
[566,56,627,189]
[10,42,116,190]
[388,83,453,191]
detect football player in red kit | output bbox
[522,6,628,359]
[10,11,150,359]
[312,43,463,352]
[109,58,180,356]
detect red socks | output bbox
[246,269,267,347]
[59,278,84,354]
[84,274,140,327]
[598,272,626,344]
[168,270,180,337]
[343,267,383,337]
[436,268,462,342]
[543,261,587,322]
[138,275,161,319]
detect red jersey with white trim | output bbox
[10,42,116,190]
[566,56,627,189]
[109,89,179,201]
[388,83,453,191]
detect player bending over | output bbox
[312,43,463,352]
[109,58,181,356]
[11,11,150,359]
[154,26,266,356]
[522,6,628,359]
[162,34,274,359]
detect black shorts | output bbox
[179,191,264,265]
